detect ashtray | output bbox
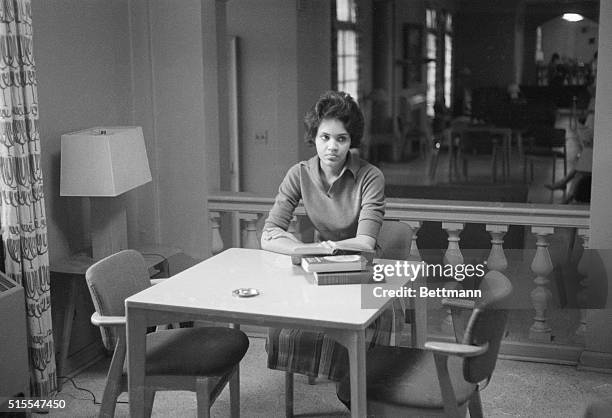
[232,288,260,298]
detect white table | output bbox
[126,248,426,417]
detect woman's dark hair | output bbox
[303,91,364,148]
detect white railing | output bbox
[208,192,590,355]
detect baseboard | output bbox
[498,340,582,365]
[578,350,612,373]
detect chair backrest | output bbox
[458,270,512,384]
[377,220,416,260]
[527,126,566,148]
[85,250,151,350]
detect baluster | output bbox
[288,216,301,242]
[210,211,224,255]
[401,220,421,260]
[486,224,508,272]
[240,213,260,249]
[575,228,590,340]
[441,222,465,335]
[529,226,554,342]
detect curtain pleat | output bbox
[0,0,56,397]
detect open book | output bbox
[292,241,374,256]
[290,241,375,266]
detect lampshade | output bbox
[60,126,152,197]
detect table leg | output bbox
[127,306,147,418]
[412,291,428,349]
[326,329,367,417]
[448,130,454,183]
[505,133,511,182]
[57,279,77,387]
[346,330,367,418]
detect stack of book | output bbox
[292,243,377,286]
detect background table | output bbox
[126,248,426,418]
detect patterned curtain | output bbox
[0,0,56,397]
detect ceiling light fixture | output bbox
[562,13,584,22]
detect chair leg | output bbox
[99,339,127,418]
[468,390,484,418]
[196,377,212,418]
[491,146,498,183]
[144,389,155,418]
[285,372,294,418]
[229,366,240,418]
[429,149,439,180]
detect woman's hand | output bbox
[261,227,300,242]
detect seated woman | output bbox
[546,84,595,203]
[261,90,392,381]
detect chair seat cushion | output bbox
[138,327,249,377]
[337,346,476,409]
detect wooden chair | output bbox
[85,250,249,418]
[522,126,567,186]
[337,270,513,417]
[456,128,508,183]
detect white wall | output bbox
[34,0,132,263]
[297,0,332,161]
[128,0,214,258]
[227,0,327,196]
[35,0,215,261]
[541,16,598,64]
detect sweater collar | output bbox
[309,149,360,178]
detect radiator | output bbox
[0,272,30,406]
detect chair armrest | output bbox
[150,278,166,286]
[424,341,489,357]
[441,298,475,310]
[91,312,126,328]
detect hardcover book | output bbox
[314,266,378,285]
[301,254,367,273]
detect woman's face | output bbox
[315,118,351,173]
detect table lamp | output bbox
[60,126,152,260]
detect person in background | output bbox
[261,90,394,381]
[546,81,596,203]
[548,52,566,88]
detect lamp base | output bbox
[90,197,128,260]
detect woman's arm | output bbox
[333,235,377,251]
[261,227,333,255]
[261,165,303,254]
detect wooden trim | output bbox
[209,192,590,228]
[578,350,612,373]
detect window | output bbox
[425,9,437,116]
[333,0,359,100]
[425,8,453,116]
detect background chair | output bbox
[456,129,507,183]
[85,249,249,418]
[522,126,567,186]
[337,270,512,417]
